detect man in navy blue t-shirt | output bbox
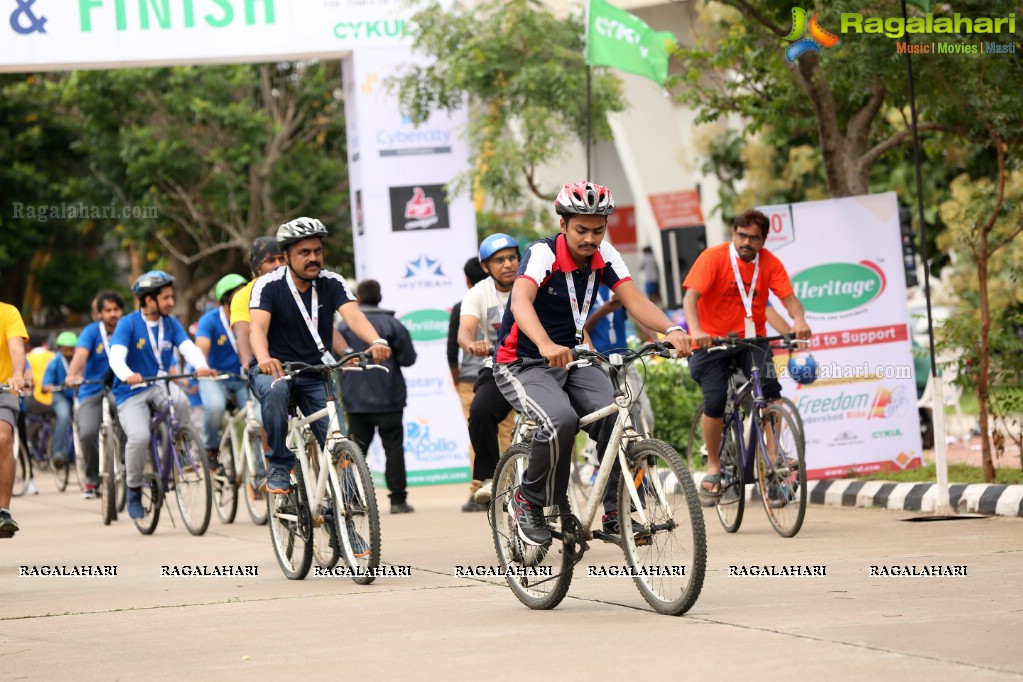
[108,271,214,519]
[249,217,391,494]
[493,182,691,547]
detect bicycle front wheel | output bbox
[173,428,212,536]
[12,436,30,497]
[51,438,69,492]
[619,439,706,616]
[330,439,380,584]
[133,452,163,535]
[212,436,239,525]
[242,430,268,525]
[100,425,118,525]
[267,465,313,580]
[490,443,576,611]
[716,417,745,533]
[755,405,807,538]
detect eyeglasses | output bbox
[734,231,764,244]
[489,254,520,265]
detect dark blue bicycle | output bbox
[130,375,212,536]
[709,333,807,538]
[17,389,79,494]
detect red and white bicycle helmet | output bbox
[554,181,615,217]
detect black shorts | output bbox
[688,341,781,419]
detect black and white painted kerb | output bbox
[684,473,1023,518]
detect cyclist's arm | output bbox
[6,336,25,393]
[107,344,143,385]
[337,301,391,363]
[457,313,489,357]
[232,320,252,369]
[583,297,621,335]
[615,280,690,355]
[195,335,212,359]
[67,347,89,383]
[682,288,710,348]
[779,294,811,339]
[508,278,572,367]
[177,339,212,376]
[765,306,793,335]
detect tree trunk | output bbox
[977,230,995,483]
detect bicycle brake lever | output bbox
[270,375,293,389]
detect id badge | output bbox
[744,316,755,339]
[321,351,336,365]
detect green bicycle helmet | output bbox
[56,331,78,348]
[214,273,248,303]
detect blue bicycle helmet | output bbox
[787,353,818,385]
[478,233,520,263]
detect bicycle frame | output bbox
[217,390,260,484]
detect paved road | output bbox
[2,482,1021,680]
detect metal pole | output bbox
[586,65,592,180]
[901,0,950,515]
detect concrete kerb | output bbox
[689,472,1023,518]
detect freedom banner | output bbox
[759,193,923,479]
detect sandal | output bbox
[698,473,722,507]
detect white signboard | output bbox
[760,193,922,479]
[345,46,476,486]
[1,0,419,71]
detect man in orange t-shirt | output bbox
[682,209,811,502]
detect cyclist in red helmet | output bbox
[492,181,692,547]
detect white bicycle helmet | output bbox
[276,217,328,248]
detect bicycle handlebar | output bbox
[567,341,677,369]
[706,333,809,353]
[270,351,388,388]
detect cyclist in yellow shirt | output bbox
[230,237,286,370]
[0,300,29,538]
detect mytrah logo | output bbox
[784,7,839,62]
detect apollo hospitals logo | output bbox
[10,0,47,34]
[784,7,839,62]
[404,418,457,462]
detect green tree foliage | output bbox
[391,0,627,209]
[0,74,118,322]
[62,62,351,320]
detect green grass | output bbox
[855,463,1023,485]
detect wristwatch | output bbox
[664,325,686,335]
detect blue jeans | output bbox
[250,368,328,469]
[197,378,249,450]
[51,392,72,460]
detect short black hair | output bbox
[463,257,487,286]
[357,279,382,306]
[95,290,125,312]
[733,209,770,238]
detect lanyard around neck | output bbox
[219,308,237,353]
[729,242,760,319]
[144,316,166,373]
[564,268,596,343]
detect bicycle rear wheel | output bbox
[267,464,313,580]
[173,428,212,536]
[50,435,70,492]
[619,439,706,616]
[330,439,380,584]
[490,444,576,611]
[686,403,707,471]
[100,425,118,525]
[242,430,268,525]
[115,438,127,513]
[715,417,745,533]
[755,405,807,538]
[212,436,238,525]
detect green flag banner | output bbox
[906,0,932,12]
[586,0,677,86]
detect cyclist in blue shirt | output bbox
[196,273,250,472]
[41,332,78,470]
[67,290,125,497]
[107,271,213,519]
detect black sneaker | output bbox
[0,509,19,538]
[601,511,651,543]
[510,489,551,546]
[390,502,415,514]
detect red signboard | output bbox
[648,189,704,229]
[607,205,637,252]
